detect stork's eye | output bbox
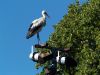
[44,12,47,15]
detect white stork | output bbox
[26,10,49,44]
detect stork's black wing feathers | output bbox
[26,23,43,39]
[28,23,33,31]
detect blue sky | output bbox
[0,0,86,75]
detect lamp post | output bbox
[29,43,77,75]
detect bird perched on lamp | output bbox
[26,10,49,44]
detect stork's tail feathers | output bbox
[26,35,30,39]
[26,31,32,39]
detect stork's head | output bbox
[42,10,49,18]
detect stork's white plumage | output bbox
[26,10,49,40]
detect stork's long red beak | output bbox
[45,12,50,18]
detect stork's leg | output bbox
[37,33,40,45]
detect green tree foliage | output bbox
[38,0,100,75]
